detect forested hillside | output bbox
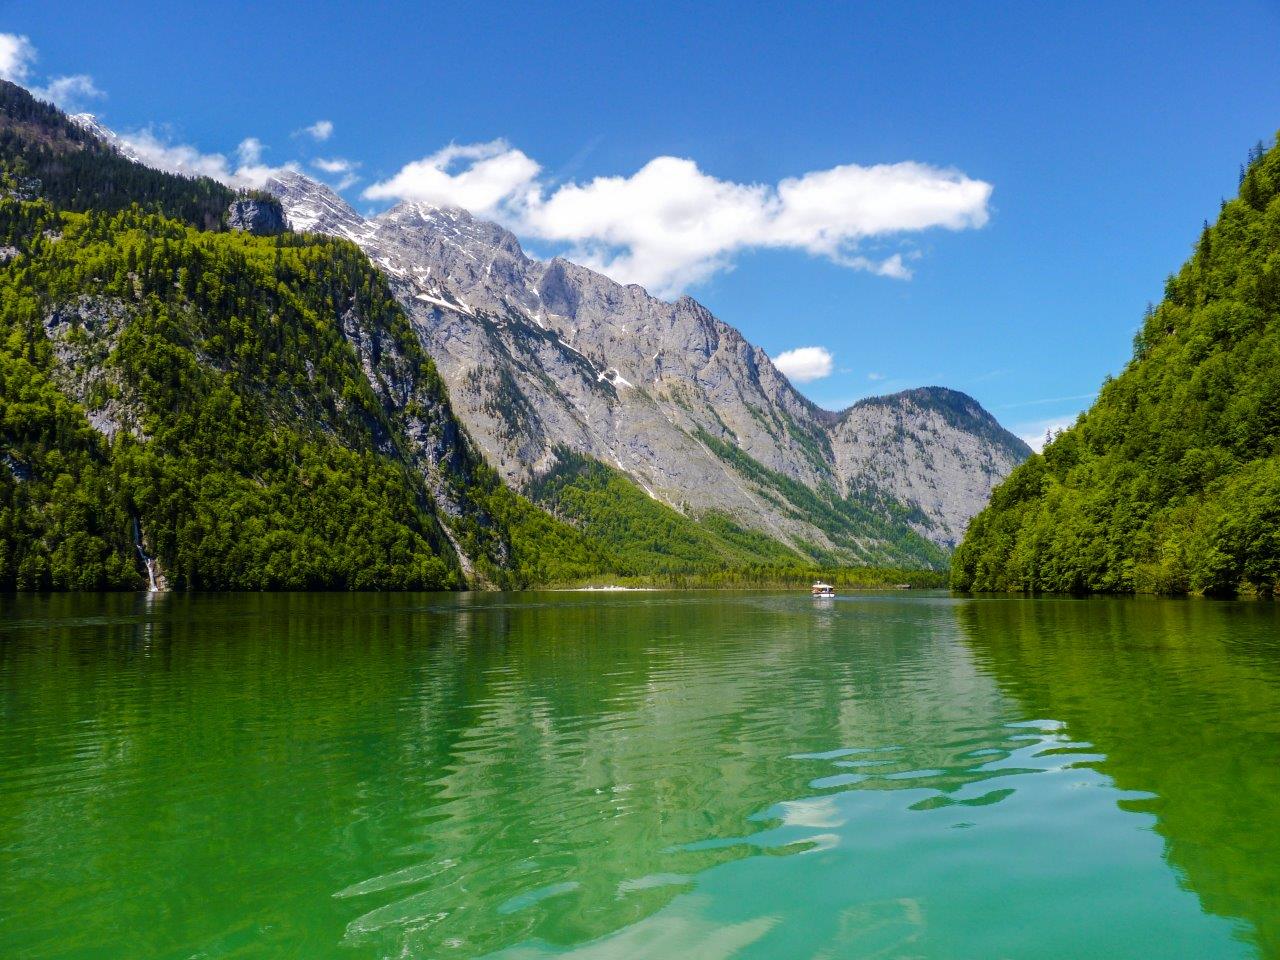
[953,135,1280,596]
[0,81,236,229]
[0,80,620,589]
[529,447,801,573]
[3,194,463,588]
[0,80,954,590]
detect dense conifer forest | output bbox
[0,197,464,588]
[953,135,1280,596]
[0,82,237,229]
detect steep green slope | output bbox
[953,135,1280,596]
[0,197,457,588]
[0,80,236,229]
[529,448,804,574]
[695,430,949,569]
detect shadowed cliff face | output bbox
[956,597,1280,957]
[266,172,1028,562]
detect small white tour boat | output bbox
[811,581,836,598]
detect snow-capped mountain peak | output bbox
[69,113,145,164]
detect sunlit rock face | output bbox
[267,171,1030,561]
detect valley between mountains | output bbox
[0,80,1028,589]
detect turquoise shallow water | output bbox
[1,591,1278,959]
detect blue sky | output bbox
[5,1,1279,447]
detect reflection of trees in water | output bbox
[956,597,1280,958]
[12,593,1263,958]
[0,592,1020,957]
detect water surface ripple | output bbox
[1,591,1278,958]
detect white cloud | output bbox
[772,346,834,383]
[312,157,351,174]
[363,139,542,213]
[311,156,360,189]
[236,137,263,166]
[867,372,885,381]
[0,33,35,82]
[363,143,993,296]
[112,127,297,188]
[836,252,914,279]
[0,33,104,112]
[105,128,226,178]
[30,73,104,111]
[299,119,333,141]
[772,162,989,249]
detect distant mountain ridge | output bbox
[265,171,1029,562]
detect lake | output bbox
[2,591,1278,959]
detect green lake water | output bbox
[2,591,1279,959]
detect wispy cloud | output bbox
[297,119,333,142]
[1000,390,1095,450]
[364,139,541,213]
[0,32,104,112]
[999,392,1096,410]
[0,33,35,82]
[107,126,298,188]
[311,156,360,189]
[966,368,1007,384]
[772,346,834,383]
[30,73,104,112]
[363,141,993,296]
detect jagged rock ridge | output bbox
[266,172,1029,558]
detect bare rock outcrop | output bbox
[226,196,286,235]
[267,171,1030,559]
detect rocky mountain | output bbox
[0,80,614,590]
[16,86,1028,578]
[267,171,1028,561]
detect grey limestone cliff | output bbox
[265,171,1028,560]
[226,196,286,235]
